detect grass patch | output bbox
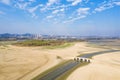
[32,60,72,80]
[14,40,67,47]
[56,62,89,80]
[14,40,74,49]
[0,41,17,46]
[32,53,91,80]
[57,56,62,59]
[44,43,74,49]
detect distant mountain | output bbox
[0,33,36,40]
[0,33,119,41]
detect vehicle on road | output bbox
[74,57,91,63]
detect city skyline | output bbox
[0,0,120,36]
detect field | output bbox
[14,40,65,46]
[0,40,120,80]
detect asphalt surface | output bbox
[35,50,120,80]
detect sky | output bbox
[0,0,120,36]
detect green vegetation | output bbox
[56,62,89,80]
[55,54,91,80]
[0,41,17,46]
[32,53,90,80]
[32,59,89,80]
[32,60,72,80]
[57,56,62,59]
[44,43,74,49]
[14,40,65,46]
[0,41,17,49]
[14,40,74,49]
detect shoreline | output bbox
[1,42,119,80]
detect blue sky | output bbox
[0,0,120,36]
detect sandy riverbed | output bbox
[0,42,105,80]
[67,51,120,80]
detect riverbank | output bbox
[0,42,105,80]
[67,50,120,80]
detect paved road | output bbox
[35,50,120,80]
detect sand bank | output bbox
[0,42,104,80]
[67,51,120,80]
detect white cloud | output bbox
[28,4,43,18]
[95,7,105,12]
[29,0,35,2]
[52,8,65,14]
[47,0,59,6]
[114,2,120,6]
[28,4,43,13]
[67,0,82,6]
[0,0,10,5]
[46,15,54,19]
[77,8,90,15]
[63,15,86,23]
[60,8,65,12]
[14,1,43,18]
[94,1,120,13]
[95,1,114,12]
[63,7,89,23]
[40,0,60,12]
[52,10,59,14]
[15,2,30,10]
[72,0,82,6]
[4,0,119,24]
[95,6,113,12]
[27,6,39,18]
[40,4,68,12]
[45,8,65,23]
